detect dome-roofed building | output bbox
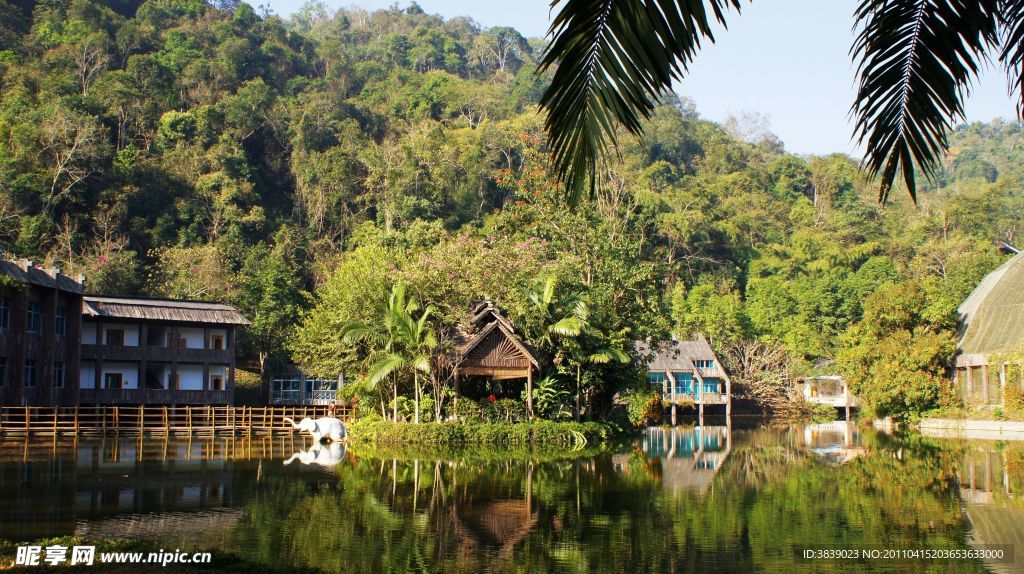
[955,252,1024,406]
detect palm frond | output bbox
[851,0,998,203]
[367,353,407,386]
[998,0,1024,116]
[587,347,630,364]
[341,322,385,347]
[411,354,432,374]
[549,316,585,336]
[540,0,741,204]
[542,275,557,306]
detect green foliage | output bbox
[624,386,662,427]
[837,281,958,419]
[0,0,1017,423]
[346,418,621,445]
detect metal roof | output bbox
[958,252,1024,356]
[633,338,727,378]
[83,296,250,326]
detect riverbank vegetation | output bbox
[1,1,1021,421]
[347,417,620,446]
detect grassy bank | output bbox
[347,418,627,445]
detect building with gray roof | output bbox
[955,252,1024,406]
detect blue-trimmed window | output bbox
[694,359,714,369]
[648,371,666,387]
[702,378,721,393]
[671,371,693,395]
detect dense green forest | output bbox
[1,0,1022,419]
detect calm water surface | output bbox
[0,420,1021,573]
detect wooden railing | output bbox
[0,405,354,437]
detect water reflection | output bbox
[0,427,1018,573]
[622,424,732,495]
[801,421,867,465]
[283,442,348,468]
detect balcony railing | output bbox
[270,388,338,406]
[805,395,859,407]
[663,391,728,404]
[79,388,232,405]
[81,344,232,364]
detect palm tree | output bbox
[390,293,437,424]
[567,344,630,421]
[523,276,629,419]
[343,282,437,423]
[540,0,1024,204]
[525,276,588,350]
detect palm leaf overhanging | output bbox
[541,0,1024,206]
[851,0,998,203]
[999,0,1024,116]
[538,0,742,204]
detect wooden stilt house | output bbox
[634,336,732,417]
[454,300,540,413]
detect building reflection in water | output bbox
[957,444,1024,574]
[614,423,732,495]
[0,435,309,541]
[800,421,866,465]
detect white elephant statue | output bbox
[283,416,347,443]
[283,441,346,468]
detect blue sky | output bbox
[259,0,1019,156]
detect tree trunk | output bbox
[393,377,399,422]
[574,365,581,422]
[414,372,420,424]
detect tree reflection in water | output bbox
[0,426,1017,573]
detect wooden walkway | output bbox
[0,405,353,437]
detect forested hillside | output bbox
[1,0,1021,417]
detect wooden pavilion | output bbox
[454,300,540,413]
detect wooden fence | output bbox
[0,405,354,437]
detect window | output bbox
[648,371,666,387]
[307,378,338,401]
[694,359,714,369]
[24,359,36,387]
[210,334,224,350]
[103,372,123,389]
[0,357,6,386]
[672,371,694,395]
[210,374,225,391]
[0,297,9,330]
[55,307,66,336]
[167,333,186,348]
[27,302,41,333]
[272,376,302,402]
[53,360,64,388]
[106,329,125,346]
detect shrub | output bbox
[624,388,662,427]
[346,419,624,445]
[1005,385,1024,414]
[450,398,486,422]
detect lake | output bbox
[0,420,1020,573]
